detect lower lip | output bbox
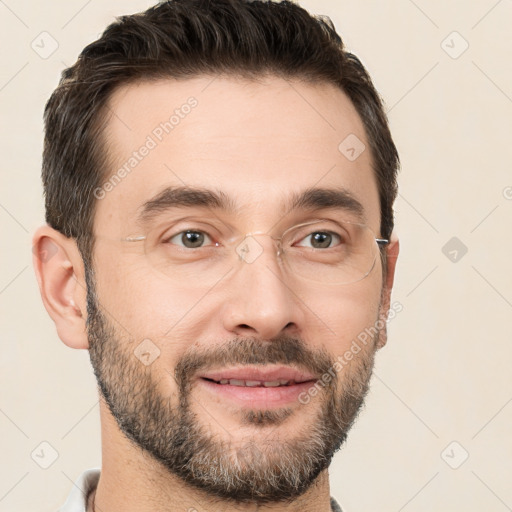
[197,378,317,408]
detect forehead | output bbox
[96,76,380,234]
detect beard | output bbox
[85,267,378,505]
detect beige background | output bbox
[1,1,511,511]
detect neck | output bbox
[94,402,334,512]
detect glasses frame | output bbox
[122,218,390,285]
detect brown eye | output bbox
[296,231,341,249]
[168,230,212,248]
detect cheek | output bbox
[313,268,383,354]
[92,250,209,340]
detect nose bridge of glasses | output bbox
[231,231,283,265]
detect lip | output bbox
[198,365,317,383]
[196,365,318,408]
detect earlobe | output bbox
[376,233,399,349]
[32,226,89,349]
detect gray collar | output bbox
[330,496,343,511]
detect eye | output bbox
[296,231,342,249]
[166,229,214,249]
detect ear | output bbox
[376,233,399,349]
[32,225,89,349]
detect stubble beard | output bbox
[85,267,378,505]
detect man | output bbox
[32,0,399,511]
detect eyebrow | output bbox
[137,185,365,224]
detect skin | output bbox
[33,76,399,512]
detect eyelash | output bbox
[164,228,343,249]
[166,229,216,248]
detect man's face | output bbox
[87,76,388,503]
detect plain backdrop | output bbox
[1,1,511,511]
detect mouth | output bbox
[196,366,318,407]
[202,377,304,387]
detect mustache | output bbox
[174,336,334,389]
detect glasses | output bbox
[119,218,388,287]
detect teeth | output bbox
[262,381,281,387]
[244,380,261,387]
[215,379,296,387]
[228,379,245,386]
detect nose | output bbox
[220,234,304,340]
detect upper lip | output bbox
[198,365,318,383]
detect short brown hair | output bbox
[42,0,399,264]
